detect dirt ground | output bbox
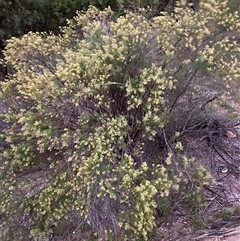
[152,122,240,241]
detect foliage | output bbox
[215,206,240,221]
[0,0,89,49]
[0,0,166,50]
[1,0,240,240]
[190,214,205,230]
[184,165,212,211]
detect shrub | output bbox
[1,0,240,240]
[0,0,167,50]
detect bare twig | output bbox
[203,195,219,213]
[169,69,198,113]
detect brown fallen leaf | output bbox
[226,130,237,139]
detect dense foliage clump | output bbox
[1,0,240,240]
[0,0,168,50]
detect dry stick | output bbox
[203,185,223,194]
[212,145,232,165]
[203,185,224,205]
[168,28,240,115]
[162,127,173,153]
[203,195,219,213]
[169,69,198,113]
[216,174,229,182]
[159,192,191,225]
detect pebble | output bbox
[220,165,228,173]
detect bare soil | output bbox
[152,122,240,241]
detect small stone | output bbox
[220,165,228,173]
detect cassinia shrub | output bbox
[0,0,165,50]
[1,0,240,240]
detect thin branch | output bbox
[169,68,198,113]
[162,127,173,152]
[203,195,219,213]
